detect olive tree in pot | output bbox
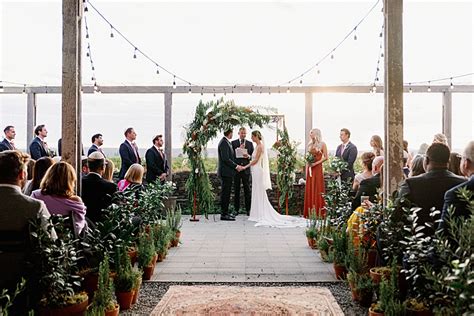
[30,217,88,316]
[113,248,135,311]
[137,230,156,281]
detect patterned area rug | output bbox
[151,285,344,315]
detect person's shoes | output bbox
[230,212,237,218]
[221,215,236,221]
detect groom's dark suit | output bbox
[232,138,254,215]
[218,137,238,218]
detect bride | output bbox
[243,130,307,228]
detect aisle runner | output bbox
[151,285,344,315]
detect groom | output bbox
[218,129,244,221]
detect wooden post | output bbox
[305,93,313,151]
[164,92,173,180]
[26,93,37,151]
[62,0,81,188]
[383,0,405,200]
[442,91,452,148]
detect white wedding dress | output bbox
[248,142,308,228]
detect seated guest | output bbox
[408,155,426,178]
[440,141,474,229]
[118,164,145,198]
[81,152,117,223]
[0,150,51,292]
[433,133,449,147]
[26,158,35,181]
[448,152,462,176]
[103,159,115,182]
[352,156,384,211]
[370,135,384,157]
[31,162,87,236]
[23,156,54,196]
[399,143,465,237]
[353,152,375,191]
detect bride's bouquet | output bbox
[305,150,317,177]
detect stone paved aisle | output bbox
[151,215,336,282]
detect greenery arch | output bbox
[183,99,271,218]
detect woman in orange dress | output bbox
[303,128,328,218]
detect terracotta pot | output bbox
[39,297,88,316]
[370,267,390,285]
[142,265,154,281]
[115,291,134,310]
[128,248,138,266]
[167,242,171,250]
[348,280,359,301]
[307,237,317,249]
[82,273,98,299]
[171,238,179,247]
[132,279,142,304]
[406,308,433,316]
[175,230,181,240]
[368,307,384,316]
[367,249,377,269]
[157,253,164,262]
[152,254,158,265]
[104,304,120,316]
[333,263,347,280]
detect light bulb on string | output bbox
[353,27,358,40]
[110,25,114,38]
[86,33,89,39]
[86,52,90,57]
[201,87,203,96]
[268,87,271,95]
[0,85,4,93]
[250,86,253,93]
[299,78,303,85]
[427,81,431,92]
[84,5,88,12]
[381,52,384,58]
[156,68,160,75]
[133,48,137,59]
[286,87,290,93]
[213,89,216,97]
[450,78,454,90]
[22,85,26,94]
[330,53,334,60]
[172,76,176,89]
[259,87,262,94]
[409,84,413,93]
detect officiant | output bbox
[232,127,254,216]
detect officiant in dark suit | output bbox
[145,134,169,184]
[232,127,254,215]
[119,127,141,179]
[218,129,244,221]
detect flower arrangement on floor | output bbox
[272,126,299,211]
[183,99,271,218]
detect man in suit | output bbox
[29,124,51,160]
[0,126,16,152]
[88,133,105,157]
[335,128,358,182]
[0,150,52,296]
[440,140,474,230]
[352,156,383,211]
[232,127,254,216]
[399,143,465,237]
[119,127,141,179]
[145,134,169,184]
[218,129,244,221]
[81,152,117,223]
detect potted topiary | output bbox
[332,228,348,280]
[137,231,156,280]
[31,217,89,316]
[355,274,374,307]
[317,237,330,261]
[131,268,142,305]
[404,299,432,316]
[166,206,182,247]
[114,248,135,310]
[88,254,119,316]
[369,261,406,316]
[305,227,317,249]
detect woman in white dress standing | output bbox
[244,131,307,228]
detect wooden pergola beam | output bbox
[2,84,473,95]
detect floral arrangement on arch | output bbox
[272,126,299,210]
[183,99,271,218]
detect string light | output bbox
[213,88,216,97]
[450,78,454,90]
[133,47,137,59]
[200,87,203,96]
[427,81,431,92]
[110,25,114,38]
[172,76,176,89]
[188,83,192,94]
[353,27,358,40]
[286,87,290,93]
[409,83,413,93]
[22,84,26,94]
[250,85,253,93]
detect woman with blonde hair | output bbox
[370,135,384,156]
[303,128,328,218]
[103,159,115,182]
[31,161,87,235]
[118,163,145,198]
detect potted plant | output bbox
[317,237,330,261]
[0,278,28,316]
[355,274,374,307]
[332,228,348,280]
[88,254,119,316]
[166,206,182,247]
[137,231,156,280]
[347,271,359,301]
[31,217,89,316]
[369,261,406,316]
[131,268,142,305]
[370,266,392,285]
[113,248,135,310]
[305,227,317,249]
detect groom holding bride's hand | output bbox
[218,129,245,221]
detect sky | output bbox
[0,0,473,154]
